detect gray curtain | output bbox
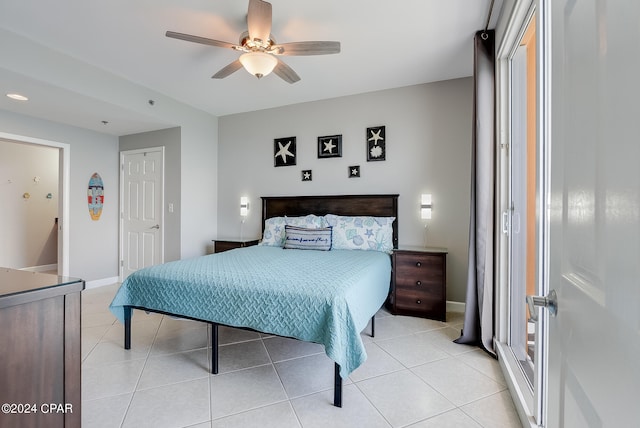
[455,30,496,355]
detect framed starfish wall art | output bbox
[366,126,386,161]
[317,135,342,158]
[274,137,296,167]
[301,170,312,181]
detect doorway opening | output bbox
[0,132,70,276]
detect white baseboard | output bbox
[16,267,119,290]
[446,300,466,313]
[84,276,120,290]
[19,263,58,273]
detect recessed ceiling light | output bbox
[6,93,29,101]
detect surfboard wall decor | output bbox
[88,172,104,221]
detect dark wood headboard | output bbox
[261,194,399,248]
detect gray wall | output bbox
[0,140,59,268]
[218,78,473,303]
[178,119,218,258]
[120,127,181,262]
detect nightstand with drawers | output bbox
[213,239,260,253]
[388,246,447,321]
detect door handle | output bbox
[150,224,160,229]
[526,289,558,322]
[502,211,509,234]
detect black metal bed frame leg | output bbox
[331,315,374,407]
[124,306,132,350]
[334,363,342,407]
[371,315,375,337]
[211,323,219,374]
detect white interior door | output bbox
[120,148,164,280]
[543,0,640,426]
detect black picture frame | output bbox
[348,165,361,178]
[301,170,312,181]
[366,126,386,161]
[317,135,342,158]
[274,137,296,167]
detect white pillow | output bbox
[324,214,395,253]
[283,225,333,251]
[259,215,325,247]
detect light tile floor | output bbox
[81,284,522,428]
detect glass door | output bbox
[497,3,550,425]
[509,13,538,389]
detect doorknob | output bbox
[150,224,160,229]
[526,289,558,322]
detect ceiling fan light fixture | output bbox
[239,51,277,79]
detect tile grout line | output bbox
[82,286,514,427]
[116,308,163,427]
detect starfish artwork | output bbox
[324,139,336,154]
[302,170,312,181]
[274,137,296,167]
[368,129,384,145]
[317,135,342,158]
[366,126,386,162]
[275,141,293,162]
[349,165,360,178]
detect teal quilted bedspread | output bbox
[109,246,391,377]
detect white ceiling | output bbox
[0,0,497,136]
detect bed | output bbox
[109,194,399,407]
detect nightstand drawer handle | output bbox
[416,262,422,267]
[416,299,422,304]
[416,280,422,286]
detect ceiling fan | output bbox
[166,0,341,84]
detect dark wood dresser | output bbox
[213,239,260,253]
[0,268,84,428]
[388,246,447,321]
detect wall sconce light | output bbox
[420,194,432,220]
[240,196,249,217]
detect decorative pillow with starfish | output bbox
[324,214,395,253]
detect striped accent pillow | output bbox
[283,226,333,251]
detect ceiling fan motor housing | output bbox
[236,31,279,53]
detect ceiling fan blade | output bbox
[274,41,341,56]
[273,60,301,84]
[166,31,236,49]
[247,0,272,44]
[212,60,243,79]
